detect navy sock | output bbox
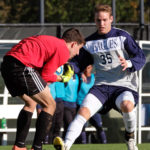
[96,127,107,144]
[81,131,87,144]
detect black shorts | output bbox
[1,56,47,97]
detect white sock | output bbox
[123,108,136,133]
[64,114,87,149]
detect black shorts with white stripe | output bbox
[1,56,47,97]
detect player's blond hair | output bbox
[95,4,112,16]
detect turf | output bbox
[0,143,149,150]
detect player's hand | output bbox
[60,63,74,82]
[119,56,128,71]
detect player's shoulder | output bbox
[112,27,132,37]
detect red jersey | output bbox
[6,35,70,82]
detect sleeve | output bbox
[124,35,146,72]
[41,56,58,82]
[41,46,69,82]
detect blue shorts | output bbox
[89,84,139,114]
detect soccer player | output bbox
[1,28,85,150]
[53,4,146,150]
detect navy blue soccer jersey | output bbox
[82,27,146,91]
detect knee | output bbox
[40,99,56,115]
[121,100,134,113]
[20,95,37,112]
[78,107,90,120]
[43,98,56,110]
[24,101,37,112]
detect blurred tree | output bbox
[45,0,111,23]
[116,0,139,23]
[0,0,149,24]
[0,1,11,23]
[0,0,40,23]
[144,0,150,24]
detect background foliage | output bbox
[0,0,149,24]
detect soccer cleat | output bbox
[12,145,27,150]
[53,137,65,150]
[126,138,138,150]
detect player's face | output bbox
[70,42,83,58]
[95,11,113,35]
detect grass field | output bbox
[0,144,149,150]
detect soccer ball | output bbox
[56,65,64,76]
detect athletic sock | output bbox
[65,114,86,149]
[32,111,53,150]
[15,109,33,148]
[97,128,107,144]
[122,108,136,133]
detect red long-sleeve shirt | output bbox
[6,35,70,82]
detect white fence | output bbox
[137,41,150,144]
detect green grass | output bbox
[0,144,150,150]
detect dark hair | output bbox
[62,28,85,45]
[71,48,94,72]
[95,4,112,16]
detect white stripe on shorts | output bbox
[26,67,44,92]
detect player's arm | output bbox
[56,75,63,82]
[41,56,64,82]
[124,35,146,72]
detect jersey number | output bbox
[100,54,112,64]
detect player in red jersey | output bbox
[1,28,85,150]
